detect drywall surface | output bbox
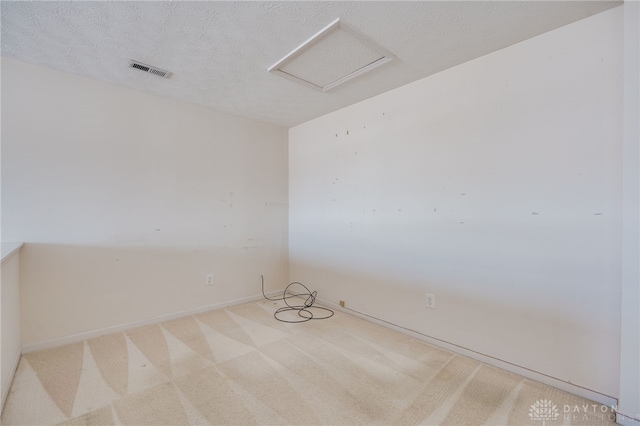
[1,244,23,410]
[2,58,288,346]
[619,1,640,424]
[289,7,623,398]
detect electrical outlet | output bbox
[426,293,436,309]
[206,274,214,286]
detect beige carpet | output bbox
[2,298,616,425]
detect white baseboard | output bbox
[317,298,618,408]
[21,293,269,354]
[617,413,640,426]
[18,291,618,410]
[2,346,22,412]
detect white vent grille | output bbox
[129,60,172,78]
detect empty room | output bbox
[1,1,639,425]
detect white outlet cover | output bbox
[426,293,436,309]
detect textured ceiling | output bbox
[1,1,621,127]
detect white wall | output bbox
[1,244,23,410]
[1,58,289,347]
[619,1,640,424]
[290,7,622,399]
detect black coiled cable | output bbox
[261,275,334,323]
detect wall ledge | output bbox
[1,243,23,264]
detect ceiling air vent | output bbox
[268,18,395,92]
[129,60,172,78]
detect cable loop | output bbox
[261,276,334,323]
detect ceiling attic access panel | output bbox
[268,18,396,92]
